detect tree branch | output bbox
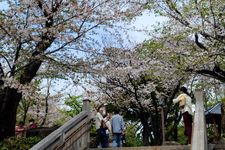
[193,66,225,83]
[11,41,22,76]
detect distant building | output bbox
[205,103,222,136]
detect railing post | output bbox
[82,99,91,149]
[83,99,91,112]
[192,90,208,150]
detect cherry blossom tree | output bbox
[146,0,225,82]
[0,0,146,140]
[143,1,225,138]
[89,47,188,145]
[16,78,63,127]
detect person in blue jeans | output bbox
[111,109,124,147]
[98,120,109,148]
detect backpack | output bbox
[179,94,186,109]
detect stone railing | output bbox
[31,99,92,150]
[191,90,208,150]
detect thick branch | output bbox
[11,41,22,76]
[19,37,55,84]
[194,33,207,50]
[194,67,225,82]
[0,54,12,72]
[40,80,50,126]
[128,73,145,113]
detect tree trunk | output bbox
[141,119,150,146]
[221,102,225,134]
[150,92,162,145]
[41,83,50,127]
[0,87,22,140]
[173,110,181,141]
[151,115,162,145]
[22,101,30,125]
[165,108,181,141]
[0,20,53,140]
[0,60,42,140]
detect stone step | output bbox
[89,145,190,150]
[89,143,223,150]
[213,144,225,150]
[211,139,225,150]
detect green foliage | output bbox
[0,11,4,19]
[221,97,225,103]
[60,95,82,117]
[0,136,41,150]
[207,125,218,143]
[138,40,164,58]
[89,121,98,148]
[125,123,142,147]
[52,117,67,126]
[177,125,187,145]
[105,103,117,113]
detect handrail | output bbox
[31,99,92,150]
[191,90,208,150]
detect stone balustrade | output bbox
[31,99,92,150]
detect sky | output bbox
[128,11,166,43]
[0,1,7,10]
[0,1,167,99]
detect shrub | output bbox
[0,136,41,150]
[125,123,142,147]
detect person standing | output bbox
[173,86,193,144]
[28,119,37,129]
[111,109,124,147]
[15,121,26,137]
[95,105,104,148]
[98,120,108,148]
[104,113,112,147]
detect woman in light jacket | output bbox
[173,86,193,144]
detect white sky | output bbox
[128,11,167,43]
[0,1,7,10]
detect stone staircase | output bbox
[89,145,190,150]
[31,91,224,150]
[89,143,225,150]
[214,144,225,150]
[212,139,225,150]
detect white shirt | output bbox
[173,93,193,115]
[95,112,103,129]
[104,119,111,134]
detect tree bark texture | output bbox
[194,65,225,83]
[221,102,225,134]
[0,30,54,140]
[0,60,42,140]
[141,118,150,146]
[151,114,162,145]
[0,87,22,140]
